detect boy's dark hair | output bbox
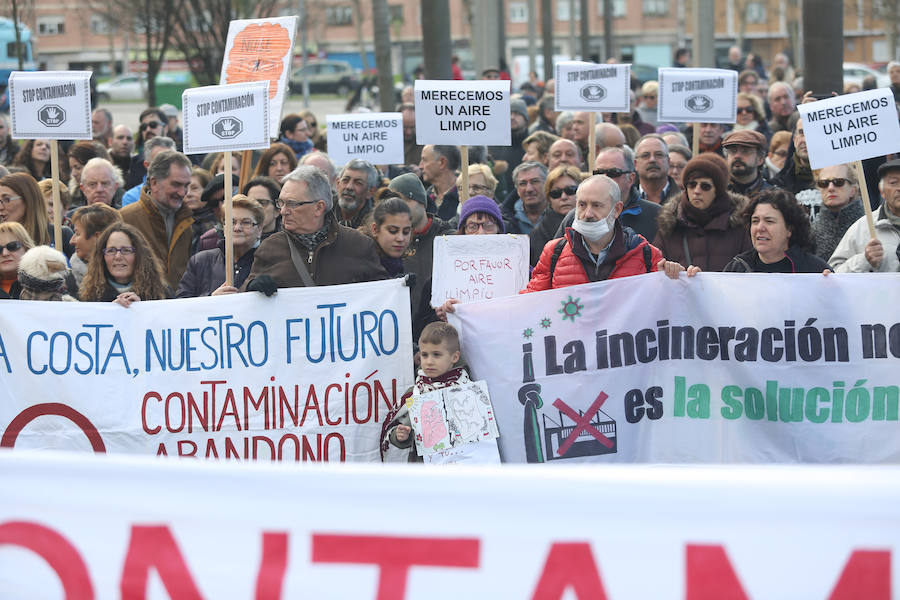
[419,322,460,354]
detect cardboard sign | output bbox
[657,68,738,123]
[220,16,297,139]
[430,234,530,307]
[8,71,92,139]
[326,112,403,166]
[798,88,900,170]
[415,80,511,146]
[182,82,270,154]
[554,61,631,112]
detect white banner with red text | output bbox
[449,272,900,464]
[0,279,413,462]
[0,451,898,598]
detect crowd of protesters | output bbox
[1,49,899,348]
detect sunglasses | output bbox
[593,168,631,178]
[548,185,578,199]
[816,178,850,189]
[139,121,162,131]
[1,240,23,253]
[685,180,714,192]
[736,106,755,114]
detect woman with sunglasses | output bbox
[653,153,752,271]
[79,223,170,306]
[733,93,772,142]
[529,165,584,265]
[177,195,264,298]
[724,188,830,273]
[0,222,34,299]
[0,172,75,258]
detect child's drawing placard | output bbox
[409,380,499,458]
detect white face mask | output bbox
[572,207,616,241]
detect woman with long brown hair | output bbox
[80,222,170,306]
[0,171,74,256]
[251,143,297,181]
[12,139,69,182]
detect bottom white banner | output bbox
[0,451,897,599]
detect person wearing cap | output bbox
[653,153,752,272]
[194,173,239,252]
[723,129,774,201]
[829,159,900,273]
[489,97,530,197]
[390,172,453,330]
[810,163,865,262]
[120,150,194,289]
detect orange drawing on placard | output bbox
[224,23,291,98]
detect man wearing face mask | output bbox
[525,175,689,291]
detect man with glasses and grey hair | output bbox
[634,134,680,205]
[501,161,548,234]
[334,158,381,229]
[242,165,386,294]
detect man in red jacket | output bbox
[525,175,695,292]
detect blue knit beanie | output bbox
[458,195,505,233]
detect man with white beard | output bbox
[333,158,380,230]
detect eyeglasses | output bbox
[1,240,23,253]
[723,145,758,157]
[468,183,493,194]
[685,180,714,192]
[516,178,544,188]
[103,246,136,256]
[548,185,578,199]
[636,151,667,161]
[736,106,755,114]
[139,121,162,131]
[232,219,258,228]
[593,168,631,178]
[0,194,22,205]
[464,220,499,233]
[816,178,850,189]
[275,198,319,210]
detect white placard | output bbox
[415,80,512,146]
[326,112,403,166]
[554,61,631,112]
[8,71,92,139]
[219,16,298,139]
[182,82,270,154]
[423,439,502,464]
[430,234,530,307]
[657,68,738,124]
[797,88,900,170]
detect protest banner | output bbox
[0,280,413,462]
[450,272,900,464]
[430,234,530,306]
[183,81,270,285]
[554,61,631,168]
[219,16,297,140]
[1,450,897,598]
[414,80,511,147]
[8,70,92,251]
[326,112,403,166]
[658,68,738,153]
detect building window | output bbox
[90,15,114,35]
[597,0,626,18]
[326,6,353,27]
[509,1,528,23]
[745,1,766,23]
[37,17,65,35]
[557,1,580,21]
[389,4,403,24]
[642,0,668,16]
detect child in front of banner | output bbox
[380,322,471,462]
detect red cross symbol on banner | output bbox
[552,392,613,457]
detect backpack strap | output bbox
[642,244,653,273]
[548,237,567,287]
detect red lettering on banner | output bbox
[0,521,94,599]
[254,532,289,600]
[828,550,891,600]
[685,544,749,599]
[216,389,241,432]
[300,386,323,427]
[142,392,162,434]
[531,542,608,600]
[324,383,343,425]
[177,440,198,457]
[311,534,479,600]
[120,525,203,599]
[1,403,106,452]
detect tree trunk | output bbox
[541,0,553,81]
[352,0,371,72]
[11,0,23,70]
[421,0,452,79]
[372,0,394,112]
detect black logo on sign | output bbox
[212,117,243,139]
[580,84,607,102]
[684,94,713,113]
[38,105,66,127]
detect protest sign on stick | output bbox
[658,68,738,129]
[8,71,92,251]
[325,112,403,166]
[183,81,270,286]
[798,88,900,239]
[431,235,530,306]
